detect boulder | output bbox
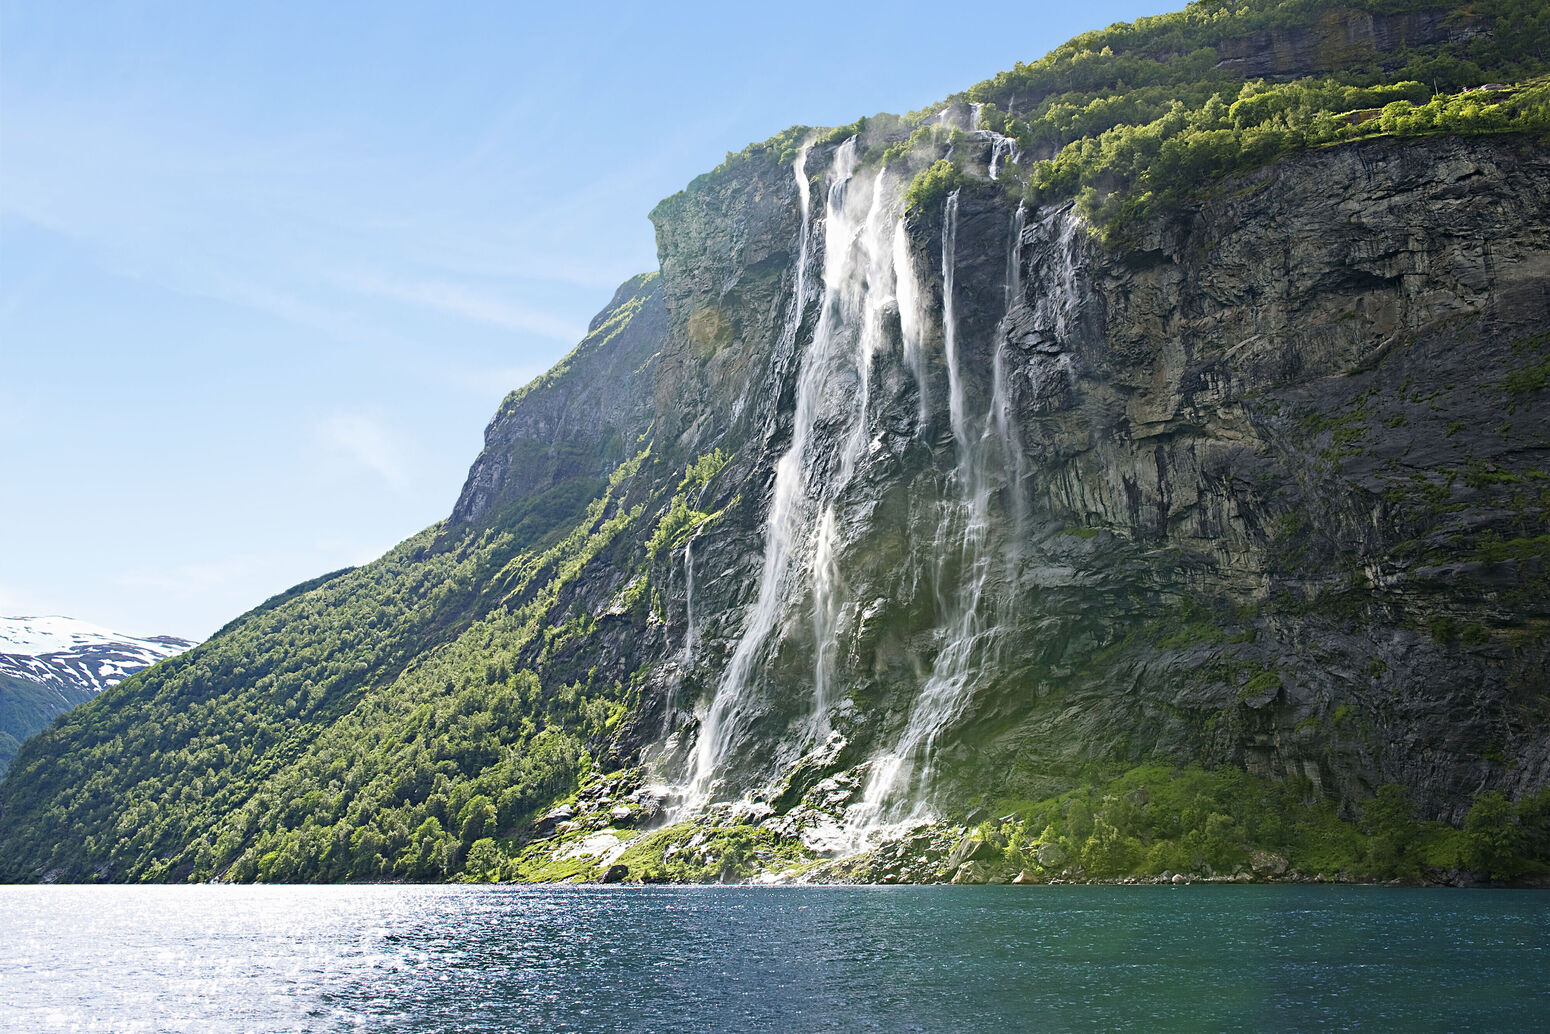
[1035,842,1068,869]
[947,833,1006,869]
[1250,850,1289,876]
[533,804,575,833]
[951,861,996,884]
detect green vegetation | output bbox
[904,159,969,214]
[648,451,736,559]
[881,1,1550,237]
[679,447,729,492]
[983,0,1550,236]
[1023,76,1550,238]
[0,672,97,776]
[986,764,1550,882]
[0,284,669,885]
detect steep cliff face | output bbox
[920,135,1550,823]
[450,131,1549,833]
[449,273,665,530]
[1212,7,1479,79]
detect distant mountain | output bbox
[0,616,194,773]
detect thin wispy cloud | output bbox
[341,272,588,342]
[314,412,412,490]
[431,360,553,400]
[113,554,282,599]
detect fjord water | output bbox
[4,886,1546,1032]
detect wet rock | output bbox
[627,785,674,820]
[600,864,630,884]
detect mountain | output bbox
[0,617,194,775]
[2,0,1548,885]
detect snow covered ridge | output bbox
[0,615,196,698]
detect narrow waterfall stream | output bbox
[682,142,822,810]
[993,203,1029,542]
[680,535,697,665]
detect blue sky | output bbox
[1,1,1171,640]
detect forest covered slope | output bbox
[2,0,1548,885]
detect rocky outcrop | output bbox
[447,273,665,530]
[1214,7,1483,79]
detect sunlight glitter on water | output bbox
[2,884,1547,1033]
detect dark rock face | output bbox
[449,133,1550,828]
[1214,7,1481,79]
[955,135,1550,822]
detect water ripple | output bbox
[1,885,1546,1032]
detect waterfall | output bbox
[683,139,907,809]
[970,102,1021,180]
[987,136,1021,180]
[894,219,929,423]
[992,203,1028,541]
[856,190,1027,826]
[681,142,818,810]
[681,535,697,664]
[942,192,966,450]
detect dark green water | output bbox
[2,884,1545,1032]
